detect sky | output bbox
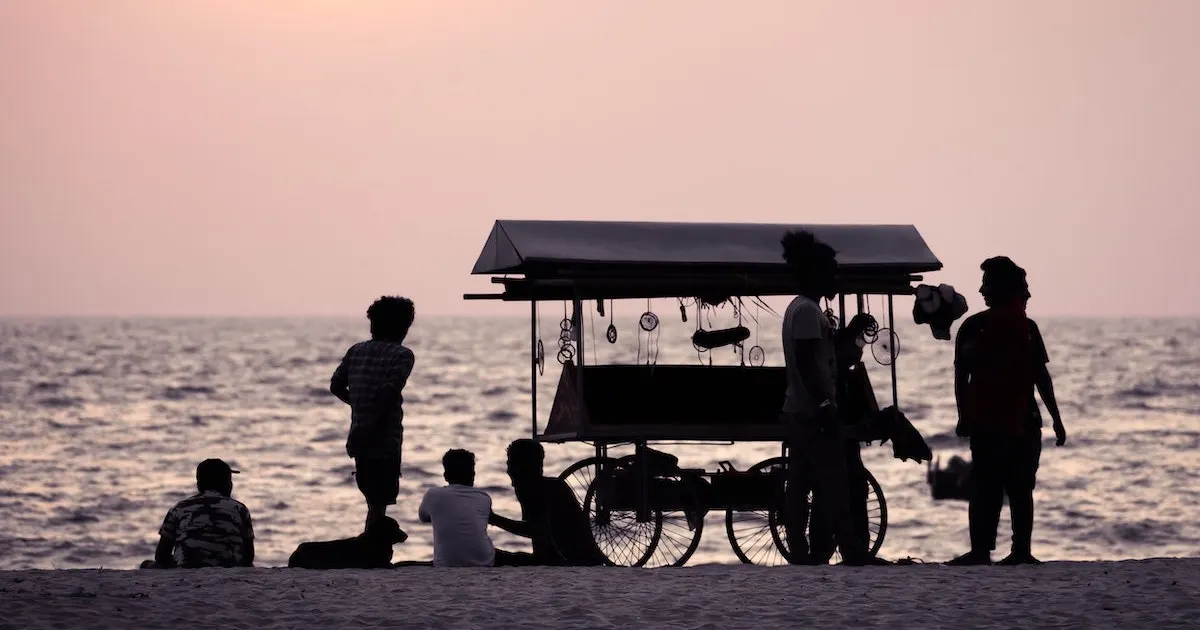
[2,1,1198,318]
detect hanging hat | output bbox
[913,283,968,340]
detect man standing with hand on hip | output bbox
[331,295,417,538]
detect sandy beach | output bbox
[1,559,1197,629]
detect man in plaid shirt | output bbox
[331,296,417,535]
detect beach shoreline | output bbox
[1,558,1197,629]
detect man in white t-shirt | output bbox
[779,229,867,566]
[418,449,495,567]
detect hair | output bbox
[780,230,838,295]
[506,439,545,475]
[367,296,415,341]
[980,256,1031,303]
[442,449,476,485]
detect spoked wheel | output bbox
[725,457,790,565]
[560,456,705,568]
[725,456,889,565]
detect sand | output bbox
[1,559,1197,629]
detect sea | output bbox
[1,312,1197,570]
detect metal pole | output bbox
[888,294,899,408]
[838,294,846,329]
[530,301,538,439]
[856,294,865,315]
[573,295,585,432]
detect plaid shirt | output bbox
[331,339,415,458]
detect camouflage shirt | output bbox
[158,491,255,568]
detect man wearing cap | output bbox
[150,458,255,569]
[948,256,1067,566]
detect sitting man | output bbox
[488,439,607,567]
[287,516,409,569]
[417,449,498,567]
[145,459,254,569]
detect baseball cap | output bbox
[196,458,240,480]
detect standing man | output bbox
[331,296,417,536]
[949,257,1067,565]
[779,230,867,566]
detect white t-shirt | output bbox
[418,484,495,567]
[781,295,837,415]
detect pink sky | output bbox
[2,1,1198,318]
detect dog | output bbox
[287,516,408,569]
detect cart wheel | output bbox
[725,457,790,565]
[559,456,616,510]
[724,457,889,565]
[609,455,706,568]
[582,475,663,567]
[564,456,706,568]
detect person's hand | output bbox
[955,414,970,439]
[1053,419,1067,447]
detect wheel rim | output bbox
[561,455,705,568]
[583,476,662,567]
[725,457,790,565]
[725,457,888,565]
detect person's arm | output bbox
[1030,322,1066,446]
[330,353,351,405]
[377,349,416,411]
[488,511,532,538]
[240,506,255,567]
[154,510,178,568]
[418,490,433,524]
[154,535,176,568]
[242,539,255,567]
[953,321,974,438]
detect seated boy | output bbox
[146,459,255,569]
[288,516,408,569]
[418,449,497,567]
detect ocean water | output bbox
[1,313,1197,570]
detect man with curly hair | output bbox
[331,296,417,536]
[779,230,868,566]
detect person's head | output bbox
[363,515,408,544]
[979,256,1030,308]
[442,448,476,486]
[505,439,544,484]
[367,296,416,342]
[780,230,839,300]
[196,458,238,496]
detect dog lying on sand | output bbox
[288,516,409,569]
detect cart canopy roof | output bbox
[467,220,942,300]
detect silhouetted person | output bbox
[331,296,416,535]
[287,516,408,569]
[146,459,254,569]
[949,257,1067,566]
[779,230,867,566]
[418,449,498,567]
[488,439,607,566]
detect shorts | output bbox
[355,456,401,506]
[969,431,1042,492]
